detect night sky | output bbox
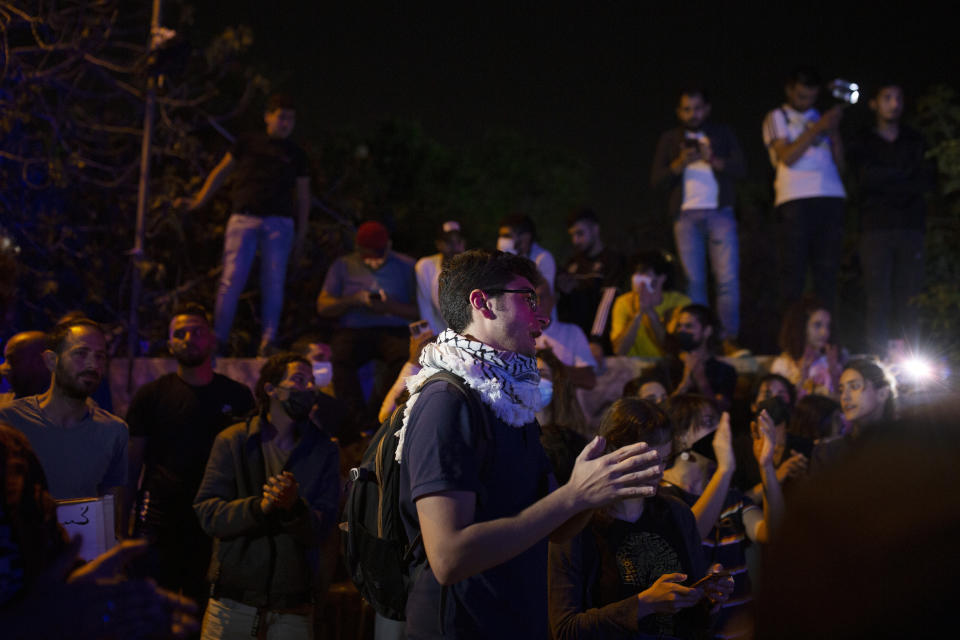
[193,3,958,234]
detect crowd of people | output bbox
[0,65,951,640]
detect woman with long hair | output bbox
[770,295,844,398]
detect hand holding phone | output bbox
[689,568,733,589]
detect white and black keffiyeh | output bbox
[394,329,540,462]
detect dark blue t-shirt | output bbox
[399,380,553,639]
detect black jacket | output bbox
[650,122,746,216]
[193,415,340,608]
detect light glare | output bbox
[903,357,934,382]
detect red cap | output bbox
[355,221,390,255]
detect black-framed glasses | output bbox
[484,288,539,311]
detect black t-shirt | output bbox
[229,132,309,218]
[400,381,553,639]
[592,497,708,639]
[847,124,932,232]
[127,373,255,515]
[557,246,628,349]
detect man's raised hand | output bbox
[565,436,661,510]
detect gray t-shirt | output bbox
[320,251,416,328]
[0,396,128,499]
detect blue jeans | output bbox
[201,597,311,640]
[214,213,294,346]
[673,206,740,338]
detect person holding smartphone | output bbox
[651,88,747,357]
[549,398,734,639]
[771,295,846,399]
[610,250,691,357]
[316,221,418,437]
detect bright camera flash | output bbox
[903,357,934,382]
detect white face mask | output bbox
[312,361,333,388]
[537,378,554,410]
[496,236,517,254]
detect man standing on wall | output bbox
[179,93,311,356]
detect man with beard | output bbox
[415,220,467,334]
[1,331,50,405]
[125,302,255,608]
[194,352,340,639]
[0,319,128,501]
[651,89,746,355]
[555,208,627,355]
[655,304,738,412]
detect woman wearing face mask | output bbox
[660,394,785,638]
[194,353,341,640]
[549,397,734,640]
[610,251,690,357]
[810,358,897,474]
[536,348,592,485]
[771,295,845,398]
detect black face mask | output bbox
[756,396,790,426]
[673,331,701,352]
[689,430,716,461]
[671,429,716,466]
[282,388,316,421]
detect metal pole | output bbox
[127,0,163,392]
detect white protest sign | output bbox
[56,495,117,562]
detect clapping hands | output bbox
[260,470,299,513]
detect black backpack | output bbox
[339,370,490,621]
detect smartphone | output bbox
[690,569,733,588]
[683,137,700,149]
[368,291,382,301]
[632,273,653,293]
[409,320,430,337]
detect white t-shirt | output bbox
[529,241,556,291]
[414,253,445,333]
[535,321,597,370]
[681,131,719,210]
[529,241,558,323]
[762,105,846,206]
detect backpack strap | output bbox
[416,370,493,503]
